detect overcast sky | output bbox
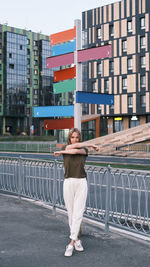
[0,0,120,36]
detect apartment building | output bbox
[82,0,150,138]
[0,24,53,135]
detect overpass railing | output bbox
[0,157,150,238]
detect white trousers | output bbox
[63,178,88,241]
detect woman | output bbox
[54,128,99,257]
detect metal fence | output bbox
[0,157,150,237]
[0,142,57,153]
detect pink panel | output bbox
[77,45,111,63]
[46,52,74,68]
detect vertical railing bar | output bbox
[105,165,111,234]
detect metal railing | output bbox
[0,157,150,237]
[117,143,150,153]
[0,141,57,153]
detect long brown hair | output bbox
[67,128,82,145]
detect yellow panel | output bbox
[121,57,127,74]
[104,59,109,77]
[133,94,136,113]
[92,9,95,26]
[114,77,117,94]
[119,39,122,56]
[94,62,97,78]
[103,5,107,23]
[142,0,146,13]
[114,58,120,75]
[119,76,122,94]
[146,53,149,71]
[146,33,148,51]
[127,74,136,93]
[114,95,120,114]
[89,28,91,44]
[114,21,120,38]
[103,24,109,41]
[132,17,136,35]
[113,39,117,57]
[127,36,136,55]
[132,0,136,16]
[146,13,149,32]
[89,63,91,79]
[109,77,112,94]
[146,92,150,112]
[139,0,141,14]
[99,7,102,24]
[101,105,104,115]
[96,8,98,25]
[101,78,104,93]
[92,27,96,43]
[132,55,137,73]
[108,4,112,22]
[121,19,127,37]
[114,2,120,20]
[127,0,130,17]
[121,0,125,19]
[121,95,128,114]
[146,72,148,91]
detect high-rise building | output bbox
[0,24,53,135]
[82,0,150,139]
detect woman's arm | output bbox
[54,148,86,157]
[66,142,99,151]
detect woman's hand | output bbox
[92,145,99,151]
[54,151,62,157]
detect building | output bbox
[82,0,150,139]
[0,24,54,136]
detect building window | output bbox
[33,99,38,105]
[140,95,146,107]
[97,104,102,114]
[127,21,132,32]
[27,78,30,85]
[140,55,146,68]
[140,36,145,49]
[92,81,96,92]
[140,17,145,29]
[34,69,38,75]
[34,79,38,85]
[122,40,127,52]
[9,64,14,69]
[9,53,12,58]
[34,50,38,56]
[97,62,102,75]
[27,98,30,104]
[97,27,102,39]
[27,49,30,55]
[127,58,132,70]
[34,60,38,66]
[27,58,30,65]
[140,75,146,88]
[34,40,38,46]
[27,39,30,45]
[109,61,114,74]
[128,96,133,108]
[104,79,109,92]
[122,77,127,90]
[20,45,23,50]
[27,88,30,94]
[34,89,38,95]
[109,24,114,37]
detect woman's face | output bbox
[70,131,79,144]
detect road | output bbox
[0,152,150,165]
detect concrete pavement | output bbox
[0,193,150,267]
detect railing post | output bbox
[105,165,111,234]
[52,160,57,215]
[18,156,22,201]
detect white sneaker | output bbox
[64,244,74,257]
[74,239,84,252]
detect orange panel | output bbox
[44,118,74,130]
[50,26,76,45]
[54,66,76,82]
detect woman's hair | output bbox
[67,128,82,145]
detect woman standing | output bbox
[54,128,99,257]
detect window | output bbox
[109,24,114,37]
[140,95,146,107]
[9,64,14,69]
[140,75,146,88]
[27,58,30,65]
[34,60,38,66]
[128,96,133,108]
[127,21,132,32]
[27,98,30,104]
[27,49,30,55]
[34,69,38,75]
[140,56,146,68]
[34,89,38,95]
[127,58,132,70]
[27,88,30,94]
[9,53,12,58]
[33,99,38,105]
[34,79,38,85]
[122,40,127,52]
[140,17,145,29]
[27,39,30,45]
[97,104,102,114]
[92,81,96,92]
[27,78,30,85]
[122,77,127,90]
[34,40,38,46]
[97,62,102,75]
[34,50,38,56]
[104,79,109,92]
[109,61,114,74]
[97,27,102,39]
[140,36,145,49]
[20,45,23,50]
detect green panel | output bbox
[54,79,76,94]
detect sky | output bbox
[0,0,120,36]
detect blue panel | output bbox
[33,105,74,118]
[76,91,114,105]
[52,39,76,56]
